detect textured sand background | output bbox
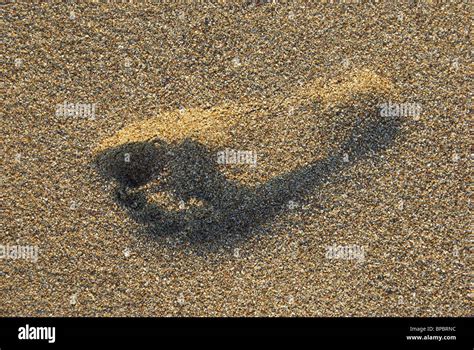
[2,2,472,316]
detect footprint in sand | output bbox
[93,69,402,249]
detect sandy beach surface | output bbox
[2,2,471,316]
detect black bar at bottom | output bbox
[0,317,471,348]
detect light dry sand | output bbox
[2,2,471,316]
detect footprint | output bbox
[93,69,401,249]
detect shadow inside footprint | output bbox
[95,106,402,252]
[95,139,170,188]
